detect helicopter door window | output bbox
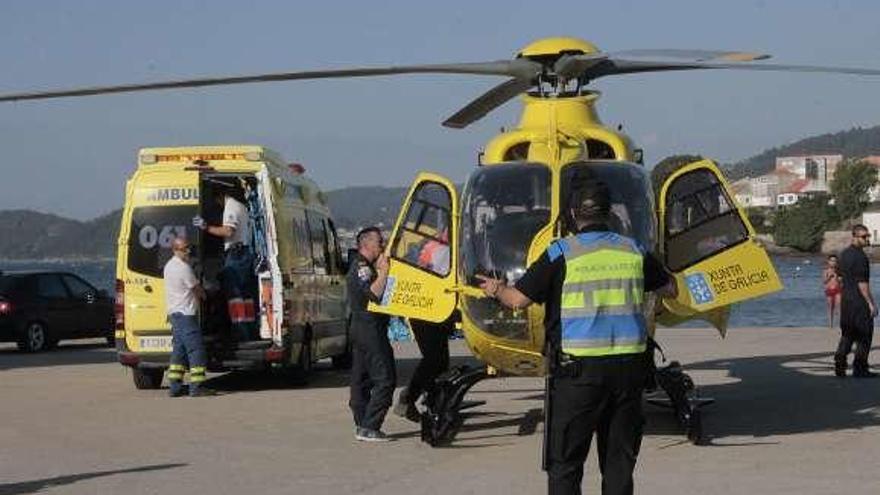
[559,161,656,248]
[390,182,452,277]
[664,169,748,271]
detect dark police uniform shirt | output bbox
[514,226,669,372]
[346,252,390,328]
[839,244,871,323]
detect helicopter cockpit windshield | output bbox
[559,161,656,249]
[460,161,656,343]
[461,163,551,341]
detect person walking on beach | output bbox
[823,254,842,330]
[835,225,877,378]
[164,237,213,397]
[477,179,676,495]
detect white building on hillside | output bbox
[775,154,843,193]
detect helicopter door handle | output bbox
[445,285,485,298]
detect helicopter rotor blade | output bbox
[576,55,880,81]
[585,58,880,80]
[606,49,771,62]
[553,53,608,81]
[442,77,534,129]
[0,59,543,103]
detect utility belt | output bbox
[553,351,649,379]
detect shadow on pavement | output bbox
[0,341,115,371]
[645,348,880,444]
[204,354,480,392]
[0,463,187,495]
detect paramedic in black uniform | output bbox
[835,224,877,378]
[347,227,396,442]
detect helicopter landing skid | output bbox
[646,360,714,445]
[420,365,490,447]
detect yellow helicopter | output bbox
[3,36,879,445]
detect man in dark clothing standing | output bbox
[835,224,877,378]
[477,180,676,495]
[347,227,396,441]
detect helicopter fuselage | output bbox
[456,93,651,376]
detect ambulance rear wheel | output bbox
[132,368,164,390]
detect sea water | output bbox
[0,256,864,329]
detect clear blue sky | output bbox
[2,0,880,219]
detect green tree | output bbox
[774,195,838,251]
[830,158,878,223]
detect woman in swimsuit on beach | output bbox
[823,254,842,329]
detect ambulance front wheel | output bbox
[132,368,164,390]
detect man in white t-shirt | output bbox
[163,237,212,397]
[193,183,257,341]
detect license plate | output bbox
[139,336,173,352]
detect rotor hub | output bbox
[517,37,600,59]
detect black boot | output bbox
[834,358,847,378]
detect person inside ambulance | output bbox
[193,178,258,341]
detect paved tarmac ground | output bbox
[1,327,879,494]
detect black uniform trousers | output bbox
[836,308,874,374]
[349,314,396,431]
[547,356,646,495]
[404,317,452,404]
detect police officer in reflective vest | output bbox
[478,179,676,495]
[347,227,396,442]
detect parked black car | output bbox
[0,271,114,352]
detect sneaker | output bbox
[355,427,392,442]
[853,370,878,379]
[393,400,422,423]
[834,367,847,378]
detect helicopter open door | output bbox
[655,159,782,327]
[368,173,458,323]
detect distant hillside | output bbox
[325,185,409,230]
[7,122,880,260]
[0,186,408,260]
[0,210,119,260]
[725,125,880,180]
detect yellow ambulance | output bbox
[115,145,351,389]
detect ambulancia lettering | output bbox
[145,187,199,202]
